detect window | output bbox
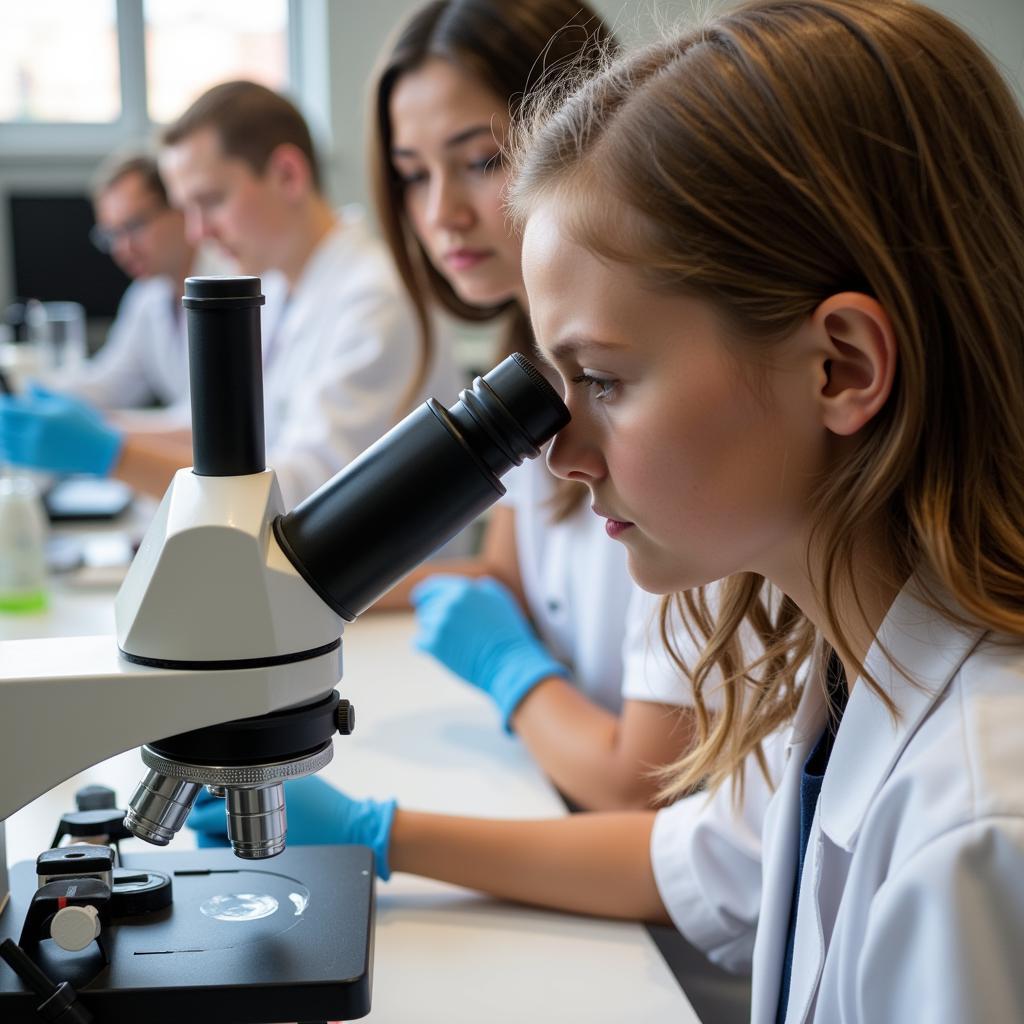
[0,0,121,123]
[144,0,288,124]
[0,0,289,141]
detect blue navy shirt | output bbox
[776,652,849,1024]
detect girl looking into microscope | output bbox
[195,1,1024,1018]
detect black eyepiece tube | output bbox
[183,275,266,477]
[273,353,570,620]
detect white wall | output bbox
[1,0,1022,311]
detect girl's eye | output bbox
[571,372,618,400]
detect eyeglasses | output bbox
[89,205,168,254]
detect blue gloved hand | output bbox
[187,776,398,880]
[411,574,569,731]
[0,384,122,476]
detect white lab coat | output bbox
[259,207,463,509]
[57,247,224,418]
[501,456,695,713]
[651,576,1024,1023]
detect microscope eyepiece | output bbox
[273,353,569,620]
[183,275,266,477]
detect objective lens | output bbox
[224,784,287,859]
[124,770,202,846]
[274,353,569,619]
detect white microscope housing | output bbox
[1,466,344,860]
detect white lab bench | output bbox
[1,521,700,1023]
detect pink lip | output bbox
[604,519,634,539]
[444,248,492,271]
[594,507,634,539]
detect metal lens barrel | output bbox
[273,353,569,620]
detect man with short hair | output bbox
[0,155,217,492]
[0,82,461,508]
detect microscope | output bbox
[0,276,569,1022]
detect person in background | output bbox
[0,155,221,476]
[0,82,462,510]
[365,0,703,811]
[191,1,1024,1020]
[57,153,221,416]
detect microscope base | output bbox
[0,845,374,1023]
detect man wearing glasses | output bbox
[63,153,220,416]
[0,154,227,486]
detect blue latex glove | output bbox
[0,383,122,476]
[411,574,569,732]
[187,777,398,880]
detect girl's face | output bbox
[389,58,524,307]
[521,202,830,595]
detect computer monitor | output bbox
[8,193,131,319]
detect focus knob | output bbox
[335,699,355,736]
[51,904,101,952]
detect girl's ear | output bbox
[812,292,896,437]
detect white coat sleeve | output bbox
[856,817,1024,1023]
[650,730,786,973]
[268,285,420,510]
[57,283,157,410]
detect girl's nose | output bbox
[546,416,606,483]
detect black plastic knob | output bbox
[75,785,116,811]
[336,699,356,736]
[52,810,132,847]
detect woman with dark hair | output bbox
[363,0,706,811]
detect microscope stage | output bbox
[0,845,374,1023]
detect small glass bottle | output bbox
[0,472,49,613]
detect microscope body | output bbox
[0,275,569,1021]
[118,462,341,666]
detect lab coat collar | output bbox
[817,574,986,851]
[261,206,368,366]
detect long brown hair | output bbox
[510,0,1024,797]
[368,0,614,516]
